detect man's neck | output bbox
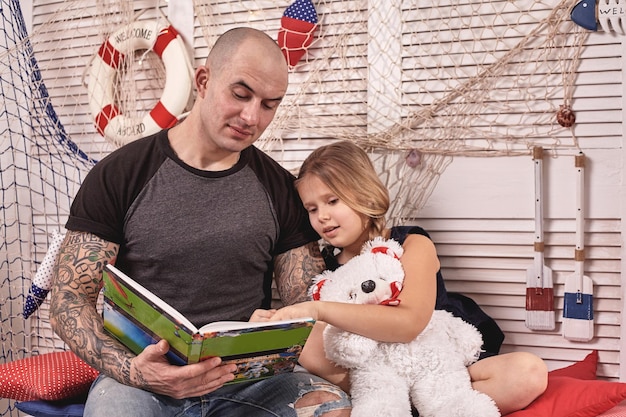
[168,124,241,171]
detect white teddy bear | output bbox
[311,237,501,417]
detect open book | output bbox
[102,264,315,384]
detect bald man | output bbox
[50,27,351,417]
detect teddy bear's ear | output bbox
[371,246,400,259]
[362,237,404,259]
[310,278,327,301]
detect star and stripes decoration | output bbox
[277,0,318,68]
[23,230,65,319]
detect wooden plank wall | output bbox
[414,150,623,380]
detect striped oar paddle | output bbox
[525,146,555,331]
[563,152,594,341]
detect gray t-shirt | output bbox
[66,129,318,327]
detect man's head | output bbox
[193,27,289,153]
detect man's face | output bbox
[199,41,288,153]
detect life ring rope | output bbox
[87,20,193,147]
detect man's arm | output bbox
[49,230,134,380]
[50,230,237,398]
[273,241,325,305]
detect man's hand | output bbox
[129,340,237,398]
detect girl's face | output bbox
[297,174,369,254]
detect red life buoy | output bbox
[87,20,193,147]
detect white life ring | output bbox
[87,20,193,147]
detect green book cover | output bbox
[102,264,315,383]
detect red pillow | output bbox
[507,376,626,417]
[596,400,626,417]
[549,350,598,380]
[0,351,99,401]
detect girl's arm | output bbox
[298,322,351,392]
[270,233,439,343]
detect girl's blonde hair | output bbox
[296,140,389,239]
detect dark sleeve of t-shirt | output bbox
[65,133,166,244]
[246,147,320,255]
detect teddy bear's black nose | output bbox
[361,280,376,293]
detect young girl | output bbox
[259,140,547,415]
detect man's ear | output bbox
[195,65,209,95]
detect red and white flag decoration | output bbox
[277,0,318,68]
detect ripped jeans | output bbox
[84,370,350,417]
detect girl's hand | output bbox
[249,309,277,322]
[270,301,321,322]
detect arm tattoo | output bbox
[49,231,135,385]
[274,241,325,305]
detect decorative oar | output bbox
[563,152,594,341]
[525,146,555,331]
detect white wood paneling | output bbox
[411,217,622,379]
[20,0,33,32]
[620,39,626,382]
